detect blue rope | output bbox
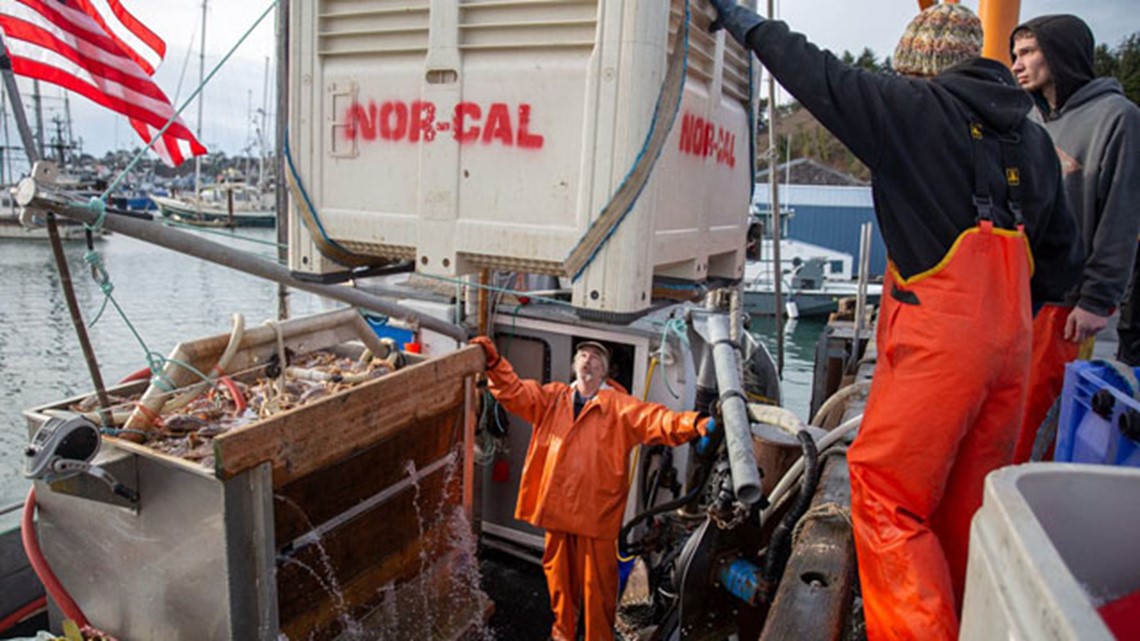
[569,0,691,282]
[283,128,352,253]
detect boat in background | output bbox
[153,180,275,228]
[743,240,881,318]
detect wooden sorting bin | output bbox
[24,308,486,641]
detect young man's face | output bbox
[1011,33,1053,93]
[573,347,608,388]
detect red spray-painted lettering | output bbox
[677,112,736,168]
[344,100,544,149]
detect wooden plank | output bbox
[272,406,461,546]
[759,455,856,641]
[213,345,484,483]
[276,467,467,640]
[761,319,874,640]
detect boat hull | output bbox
[153,196,276,228]
[743,288,882,318]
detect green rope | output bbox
[82,250,113,325]
[97,0,279,203]
[101,427,149,439]
[83,196,108,234]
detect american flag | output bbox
[0,0,206,166]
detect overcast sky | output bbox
[5,0,1137,166]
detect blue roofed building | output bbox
[753,160,886,278]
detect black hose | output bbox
[639,445,667,508]
[760,429,821,600]
[620,461,711,556]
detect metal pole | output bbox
[275,0,290,321]
[31,79,43,159]
[194,0,207,214]
[0,34,113,424]
[477,268,489,337]
[766,0,784,375]
[707,313,763,505]
[44,214,114,425]
[0,41,38,161]
[15,176,470,342]
[848,222,872,374]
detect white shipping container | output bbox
[287,0,756,318]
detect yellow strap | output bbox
[889,224,1034,287]
[1078,336,1096,360]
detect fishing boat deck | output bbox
[480,545,552,638]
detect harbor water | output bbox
[0,227,821,533]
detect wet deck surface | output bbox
[480,545,552,639]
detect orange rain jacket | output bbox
[484,356,706,540]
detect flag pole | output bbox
[0,39,37,163]
[0,32,114,426]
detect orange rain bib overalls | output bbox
[847,126,1034,640]
[1012,305,1084,462]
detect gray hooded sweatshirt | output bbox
[1015,15,1140,315]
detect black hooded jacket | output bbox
[1010,15,1096,117]
[741,19,1084,305]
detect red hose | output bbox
[219,376,247,414]
[0,595,46,634]
[21,487,91,629]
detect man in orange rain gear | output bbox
[1009,15,1140,462]
[470,336,711,641]
[709,1,1084,639]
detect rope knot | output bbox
[85,196,108,232]
[84,250,111,288]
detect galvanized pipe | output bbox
[14,175,469,342]
[707,313,763,505]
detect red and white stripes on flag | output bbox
[0,0,206,166]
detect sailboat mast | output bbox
[194,0,207,206]
[766,0,784,374]
[259,55,269,188]
[0,80,8,185]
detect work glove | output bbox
[708,0,765,47]
[695,416,720,456]
[470,336,501,368]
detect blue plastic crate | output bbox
[362,313,416,347]
[1055,360,1140,467]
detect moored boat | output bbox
[153,182,275,228]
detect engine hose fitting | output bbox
[718,558,763,606]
